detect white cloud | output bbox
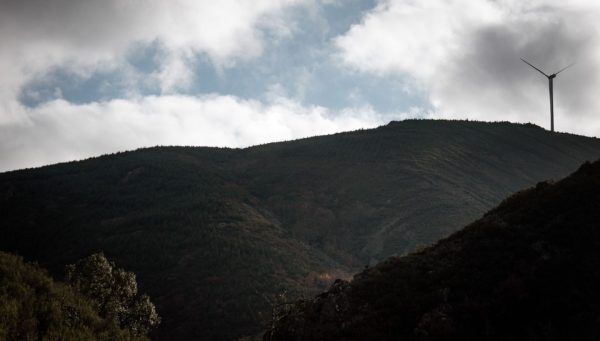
[335,0,600,136]
[0,94,391,172]
[1,0,411,172]
[335,0,501,78]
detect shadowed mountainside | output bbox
[2,120,600,340]
[266,159,600,340]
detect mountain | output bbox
[1,119,600,340]
[0,251,147,340]
[266,160,600,340]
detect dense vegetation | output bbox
[2,120,600,340]
[266,160,600,340]
[0,251,146,340]
[66,253,160,336]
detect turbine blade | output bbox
[555,62,575,75]
[521,58,549,77]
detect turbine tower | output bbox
[521,58,574,132]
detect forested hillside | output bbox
[0,251,147,340]
[266,159,600,340]
[2,120,600,340]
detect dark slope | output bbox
[266,160,600,341]
[1,148,344,340]
[2,120,600,340]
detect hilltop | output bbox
[266,159,600,340]
[2,120,600,340]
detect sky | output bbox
[2,0,600,172]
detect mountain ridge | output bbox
[2,119,600,340]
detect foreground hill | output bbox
[2,120,600,339]
[266,160,600,340]
[0,251,145,340]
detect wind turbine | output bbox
[521,58,574,132]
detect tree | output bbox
[0,251,143,341]
[65,253,160,336]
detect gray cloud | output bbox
[0,0,310,109]
[335,0,600,135]
[447,10,598,117]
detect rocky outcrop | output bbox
[265,279,353,340]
